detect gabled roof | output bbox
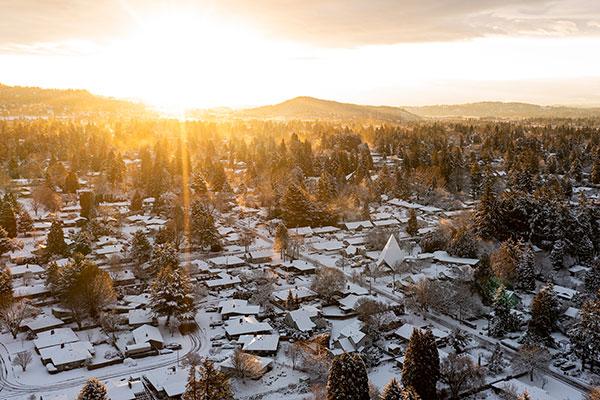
[133,324,163,344]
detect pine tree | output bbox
[191,173,208,196]
[584,259,600,295]
[274,223,289,260]
[402,329,440,400]
[45,261,61,294]
[184,358,233,400]
[317,171,337,203]
[0,227,11,256]
[380,378,404,400]
[0,266,13,309]
[474,181,497,239]
[280,182,314,228]
[190,200,220,250]
[130,191,143,212]
[149,265,197,325]
[79,190,95,220]
[77,377,108,400]
[406,209,419,237]
[516,244,536,291]
[64,171,79,194]
[326,353,370,400]
[129,230,152,265]
[550,239,564,270]
[149,242,178,276]
[17,209,33,235]
[401,386,421,400]
[46,220,68,257]
[0,202,17,238]
[487,344,505,375]
[527,283,559,345]
[569,293,600,371]
[489,286,521,337]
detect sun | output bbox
[97,10,275,113]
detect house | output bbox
[284,307,319,333]
[20,314,65,333]
[238,334,280,356]
[40,341,94,372]
[106,379,146,400]
[245,250,273,264]
[128,308,157,327]
[218,299,260,319]
[8,264,44,279]
[207,255,246,268]
[343,221,374,231]
[338,294,376,314]
[280,260,316,275]
[132,324,164,349]
[272,286,318,309]
[144,366,188,399]
[34,328,79,351]
[205,273,242,290]
[312,240,344,253]
[224,316,272,339]
[330,320,369,355]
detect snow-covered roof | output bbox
[343,220,374,230]
[207,255,245,267]
[144,367,188,397]
[273,286,317,302]
[39,341,93,366]
[133,324,163,345]
[8,263,44,276]
[376,234,407,268]
[287,308,317,332]
[239,334,280,352]
[224,316,272,337]
[432,251,479,266]
[312,240,344,252]
[289,226,314,236]
[34,328,79,350]
[205,274,241,288]
[219,299,260,316]
[312,226,340,235]
[128,308,154,326]
[394,323,423,341]
[20,314,64,331]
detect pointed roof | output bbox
[376,234,407,268]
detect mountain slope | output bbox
[405,101,600,119]
[0,83,149,117]
[234,96,421,122]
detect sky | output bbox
[2,0,600,110]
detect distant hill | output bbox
[0,83,149,117]
[405,102,600,119]
[228,96,421,122]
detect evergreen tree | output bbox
[79,190,95,220]
[183,358,233,400]
[326,352,370,400]
[317,171,337,203]
[64,171,79,194]
[129,230,152,265]
[474,181,497,239]
[516,244,536,291]
[487,344,505,375]
[17,209,33,235]
[45,261,61,294]
[489,286,521,337]
[550,239,564,270]
[46,220,68,257]
[0,202,17,238]
[401,386,421,400]
[584,259,600,295]
[149,242,178,276]
[280,182,314,228]
[0,227,11,256]
[402,329,440,400]
[380,378,404,400]
[149,265,197,325]
[77,377,108,400]
[527,283,559,345]
[406,209,419,237]
[190,200,220,250]
[569,293,600,371]
[191,173,208,196]
[0,266,13,309]
[130,191,143,212]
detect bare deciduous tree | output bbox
[13,350,32,372]
[0,300,38,339]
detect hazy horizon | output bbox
[2,0,600,110]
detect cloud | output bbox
[1,0,600,52]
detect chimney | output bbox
[51,330,55,335]
[61,343,64,349]
[128,381,132,389]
